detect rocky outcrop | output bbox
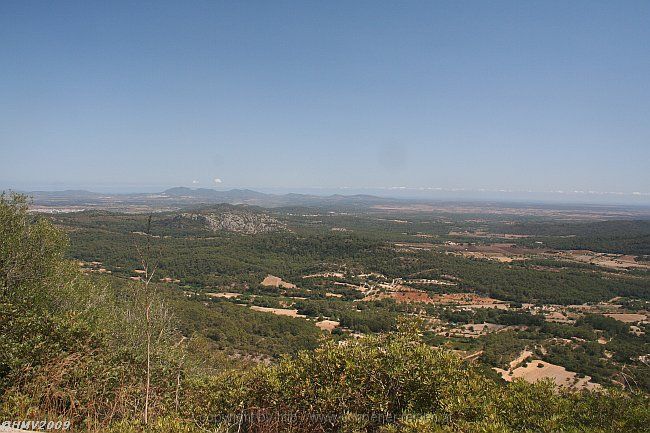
[180,211,286,234]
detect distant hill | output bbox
[162,187,391,208]
[163,187,268,201]
[19,187,403,211]
[14,187,650,219]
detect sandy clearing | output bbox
[315,319,339,332]
[499,359,600,391]
[630,325,644,336]
[509,349,533,369]
[261,274,296,289]
[207,292,241,299]
[160,277,180,283]
[250,306,305,318]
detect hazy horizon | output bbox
[2,1,649,200]
[4,183,650,207]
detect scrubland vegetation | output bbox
[2,193,649,432]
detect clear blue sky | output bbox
[1,1,649,202]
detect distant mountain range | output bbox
[161,187,392,207]
[13,187,650,219]
[20,187,400,211]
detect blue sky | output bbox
[1,1,649,202]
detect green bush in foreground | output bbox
[181,327,648,432]
[1,194,184,430]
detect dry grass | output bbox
[249,306,305,318]
[605,313,647,323]
[559,250,650,271]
